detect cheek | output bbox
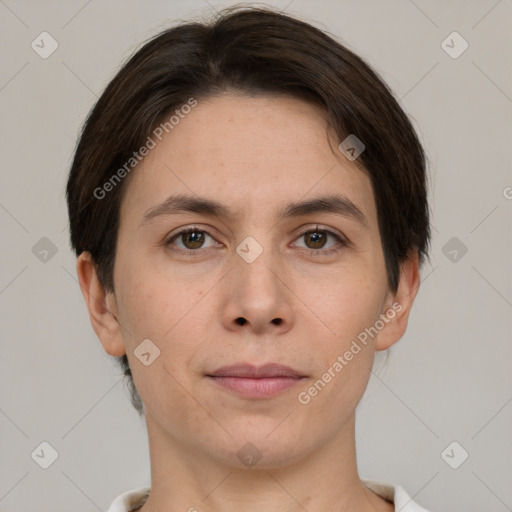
[308,267,386,342]
[297,297,380,422]
[304,273,386,393]
[116,274,208,420]
[115,265,210,376]
[115,257,190,338]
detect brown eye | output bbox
[180,230,205,249]
[166,227,218,253]
[304,230,328,249]
[294,227,347,255]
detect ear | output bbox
[375,250,420,351]
[76,251,126,357]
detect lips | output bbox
[207,363,305,379]
[206,363,306,399]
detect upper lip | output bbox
[207,363,305,379]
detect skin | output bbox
[77,93,419,512]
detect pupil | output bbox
[185,231,204,248]
[308,231,325,248]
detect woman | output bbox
[67,5,432,511]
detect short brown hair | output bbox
[66,5,431,415]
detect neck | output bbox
[134,413,393,512]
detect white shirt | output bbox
[106,479,431,511]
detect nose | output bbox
[220,245,295,336]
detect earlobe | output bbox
[375,251,420,352]
[76,252,126,357]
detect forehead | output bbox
[119,93,377,227]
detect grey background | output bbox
[1,0,511,511]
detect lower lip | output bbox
[207,376,303,398]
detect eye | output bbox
[165,226,220,254]
[293,225,348,255]
[164,224,349,257]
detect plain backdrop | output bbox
[0,1,511,511]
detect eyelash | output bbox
[164,225,349,257]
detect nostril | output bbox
[272,318,282,325]
[236,317,247,325]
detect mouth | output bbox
[206,363,306,399]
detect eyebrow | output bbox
[140,193,369,228]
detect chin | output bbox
[217,422,316,470]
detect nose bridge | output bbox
[235,233,281,298]
[223,231,293,332]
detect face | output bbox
[99,93,407,468]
